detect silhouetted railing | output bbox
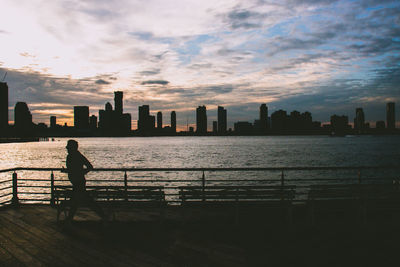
[0,166,399,207]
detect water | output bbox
[1,136,399,203]
[1,135,399,169]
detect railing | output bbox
[0,166,399,207]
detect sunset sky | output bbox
[1,0,399,129]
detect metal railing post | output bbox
[124,171,128,202]
[50,171,55,207]
[281,170,285,186]
[358,170,361,184]
[12,172,19,207]
[202,170,205,202]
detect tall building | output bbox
[50,116,57,128]
[157,111,162,129]
[14,102,33,133]
[138,105,154,132]
[213,121,217,133]
[89,115,97,130]
[171,111,176,133]
[114,91,123,115]
[271,110,288,131]
[98,102,113,130]
[196,106,207,134]
[74,106,89,129]
[259,104,268,132]
[330,115,349,134]
[217,106,227,134]
[386,102,395,129]
[354,108,365,132]
[0,82,8,129]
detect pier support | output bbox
[12,172,19,207]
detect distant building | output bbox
[330,115,349,134]
[138,105,154,133]
[234,121,253,134]
[74,106,89,129]
[171,111,176,133]
[89,115,97,130]
[354,108,365,133]
[386,102,395,129]
[0,82,8,129]
[157,111,162,130]
[376,120,385,129]
[196,106,207,134]
[213,121,217,133]
[217,106,227,134]
[98,92,131,134]
[259,104,268,132]
[50,116,57,128]
[14,102,33,134]
[271,110,288,131]
[114,91,123,115]
[99,102,113,130]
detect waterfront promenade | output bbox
[1,165,400,266]
[1,204,400,266]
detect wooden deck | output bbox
[1,205,400,266]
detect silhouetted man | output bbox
[62,139,105,223]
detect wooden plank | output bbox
[17,206,132,266]
[0,222,44,266]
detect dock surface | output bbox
[0,205,400,266]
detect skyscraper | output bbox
[171,111,176,133]
[196,106,207,134]
[50,116,57,128]
[217,106,227,134]
[259,104,268,132]
[138,105,149,131]
[386,102,395,129]
[74,106,89,129]
[14,102,33,134]
[114,91,123,115]
[354,108,365,132]
[0,82,8,129]
[157,111,162,129]
[89,115,97,130]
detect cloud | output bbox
[1,0,400,128]
[141,80,170,85]
[95,79,111,85]
[139,69,161,76]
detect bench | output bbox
[307,184,362,224]
[308,183,400,224]
[179,185,296,223]
[54,185,166,222]
[359,184,400,219]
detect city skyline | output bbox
[1,84,397,135]
[1,0,399,128]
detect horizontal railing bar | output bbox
[0,200,11,206]
[19,185,51,188]
[19,192,51,195]
[18,179,51,182]
[2,165,400,172]
[0,180,11,185]
[0,168,18,173]
[19,198,50,202]
[0,194,12,199]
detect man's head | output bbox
[66,139,78,153]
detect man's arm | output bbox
[81,153,93,174]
